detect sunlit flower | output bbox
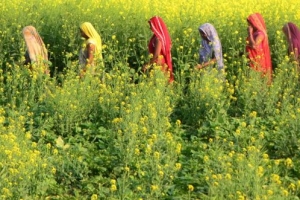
[136,186,142,191]
[175,163,182,170]
[188,184,194,191]
[91,194,98,200]
[288,183,296,191]
[51,167,56,174]
[285,158,293,168]
[151,185,158,191]
[110,184,117,192]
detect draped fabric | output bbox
[80,22,102,55]
[79,22,103,67]
[283,22,300,61]
[148,16,174,82]
[246,13,272,80]
[23,26,48,64]
[198,23,224,70]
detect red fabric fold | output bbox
[148,16,174,82]
[246,13,272,82]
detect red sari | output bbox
[246,13,272,82]
[148,16,174,82]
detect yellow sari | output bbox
[79,22,103,68]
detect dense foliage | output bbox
[1,0,300,199]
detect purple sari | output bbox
[283,22,300,60]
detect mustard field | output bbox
[1,0,300,199]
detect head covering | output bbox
[246,13,272,78]
[199,23,219,42]
[148,16,173,82]
[80,22,102,56]
[198,23,224,69]
[22,26,48,64]
[283,22,300,59]
[247,13,268,35]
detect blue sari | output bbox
[199,23,224,70]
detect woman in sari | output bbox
[246,13,272,82]
[196,23,224,71]
[23,26,49,74]
[282,22,300,64]
[79,22,103,76]
[145,16,174,83]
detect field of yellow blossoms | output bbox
[1,0,300,199]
